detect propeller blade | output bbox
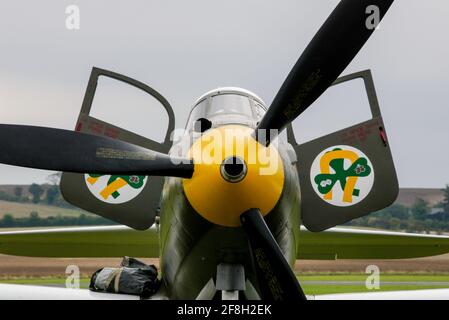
[0,124,193,178]
[256,0,394,145]
[240,208,306,301]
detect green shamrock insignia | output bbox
[314,152,371,197]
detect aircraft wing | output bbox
[0,225,158,258]
[2,283,448,300]
[315,288,449,300]
[297,226,449,260]
[0,284,140,300]
[2,225,449,260]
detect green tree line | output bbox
[0,212,116,228]
[1,180,448,231]
[345,185,449,233]
[0,183,75,208]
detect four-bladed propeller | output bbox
[0,0,395,300]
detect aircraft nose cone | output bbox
[182,125,284,227]
[220,156,247,183]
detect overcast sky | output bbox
[0,0,448,188]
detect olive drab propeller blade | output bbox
[0,124,194,178]
[255,0,395,145]
[240,208,307,301]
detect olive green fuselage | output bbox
[158,143,301,299]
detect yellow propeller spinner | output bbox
[183,125,284,227]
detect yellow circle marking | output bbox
[87,176,128,200]
[99,178,128,200]
[182,125,284,227]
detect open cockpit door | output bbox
[288,70,398,232]
[60,67,175,230]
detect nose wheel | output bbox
[216,263,246,300]
[195,263,252,300]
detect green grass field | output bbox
[2,273,449,296]
[298,273,449,295]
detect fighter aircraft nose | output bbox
[182,125,284,227]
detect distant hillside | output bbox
[395,188,444,207]
[0,184,447,230]
[0,200,91,218]
[0,184,55,202]
[0,184,445,208]
[0,184,93,219]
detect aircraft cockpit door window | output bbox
[60,67,175,230]
[287,70,399,232]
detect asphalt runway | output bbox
[301,281,449,286]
